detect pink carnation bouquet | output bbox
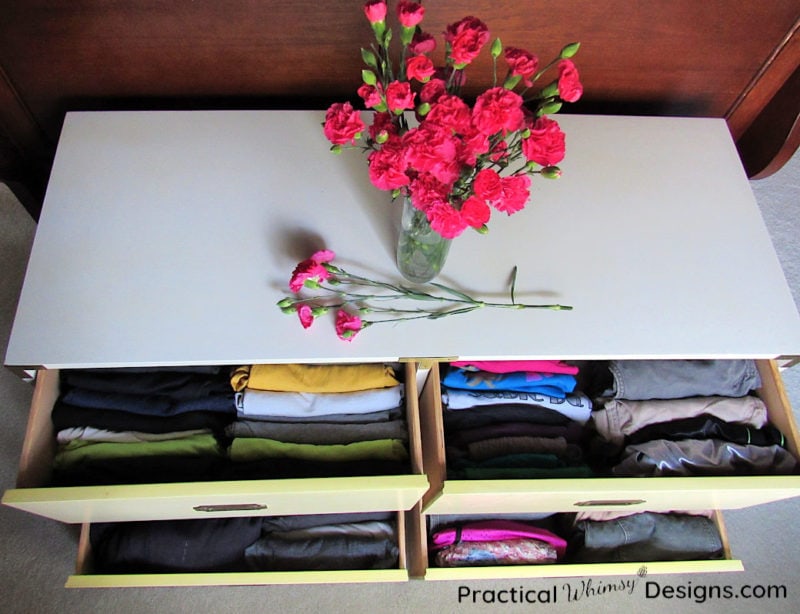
[323,0,582,240]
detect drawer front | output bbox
[67,512,412,587]
[422,359,800,515]
[2,476,429,523]
[419,511,743,581]
[2,364,428,523]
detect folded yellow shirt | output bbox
[230,363,399,393]
[229,437,408,463]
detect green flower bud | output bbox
[417,102,431,116]
[330,144,342,154]
[371,21,386,41]
[541,166,563,179]
[525,160,539,172]
[400,25,414,46]
[358,307,372,314]
[491,37,503,58]
[375,130,389,144]
[560,42,581,58]
[474,224,489,235]
[521,128,531,139]
[311,307,329,317]
[277,297,294,309]
[391,188,402,199]
[303,279,321,289]
[362,69,377,86]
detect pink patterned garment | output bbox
[430,520,567,558]
[435,538,558,567]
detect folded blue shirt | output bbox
[441,368,576,398]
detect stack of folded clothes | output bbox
[440,360,594,479]
[226,363,410,478]
[429,516,567,567]
[51,367,236,485]
[244,512,399,571]
[90,512,400,573]
[567,510,725,562]
[587,359,799,476]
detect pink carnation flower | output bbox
[289,250,336,292]
[296,304,315,329]
[335,310,363,341]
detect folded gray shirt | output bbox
[605,359,761,400]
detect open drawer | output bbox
[65,509,422,588]
[414,510,742,581]
[421,359,800,515]
[2,363,428,523]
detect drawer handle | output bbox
[193,503,268,513]
[574,499,646,507]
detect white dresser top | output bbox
[5,110,800,369]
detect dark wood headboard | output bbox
[1,1,798,218]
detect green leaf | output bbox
[560,42,581,59]
[430,282,476,303]
[361,48,378,69]
[428,306,480,319]
[362,69,377,86]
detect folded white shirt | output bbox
[443,389,593,423]
[236,385,404,418]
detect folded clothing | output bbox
[51,400,233,434]
[229,437,408,463]
[612,439,799,477]
[235,386,403,419]
[244,533,399,571]
[225,418,409,445]
[571,512,724,563]
[230,363,399,393]
[91,517,263,573]
[434,539,557,567]
[591,396,769,447]
[450,360,579,375]
[605,359,761,400]
[430,520,567,558]
[60,368,231,399]
[626,415,787,448]
[442,368,576,398]
[53,434,224,470]
[443,390,592,423]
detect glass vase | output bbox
[396,196,451,283]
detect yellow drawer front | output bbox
[422,559,743,581]
[2,475,429,523]
[421,359,800,515]
[66,569,411,588]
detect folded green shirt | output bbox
[229,437,408,463]
[54,434,223,470]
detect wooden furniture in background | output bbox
[0,1,798,218]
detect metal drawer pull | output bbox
[574,499,646,507]
[193,503,268,512]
